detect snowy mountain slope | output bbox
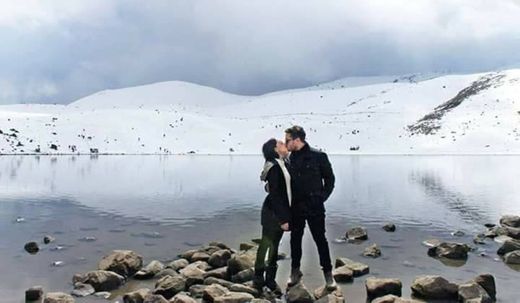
[1,69,519,155]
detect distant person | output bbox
[284,125,337,290]
[253,139,292,295]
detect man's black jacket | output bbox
[288,143,335,216]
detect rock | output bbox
[43,292,75,303]
[504,250,520,264]
[187,260,211,271]
[209,250,232,268]
[202,284,229,302]
[473,234,487,245]
[484,223,496,228]
[485,226,509,238]
[153,275,187,299]
[71,283,95,297]
[363,244,382,258]
[365,277,402,300]
[493,235,513,244]
[371,295,421,303]
[500,215,520,228]
[143,294,169,303]
[332,265,353,282]
[74,270,125,291]
[26,286,44,301]
[335,258,369,277]
[314,285,345,303]
[44,235,56,244]
[191,252,211,262]
[410,275,458,300]
[382,223,396,232]
[24,242,39,254]
[473,274,496,300]
[251,299,271,303]
[227,250,256,276]
[180,264,206,287]
[345,226,368,240]
[504,226,520,239]
[231,268,254,283]
[422,239,442,248]
[427,242,470,259]
[451,230,465,237]
[204,266,229,280]
[286,282,315,303]
[458,282,493,303]
[93,292,111,299]
[98,250,143,277]
[123,288,151,303]
[239,243,256,251]
[166,259,189,271]
[171,293,198,303]
[497,239,520,255]
[204,276,234,288]
[135,260,165,279]
[179,249,199,261]
[209,241,231,250]
[214,291,255,303]
[156,268,179,279]
[229,283,260,297]
[188,284,208,298]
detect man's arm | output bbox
[319,153,335,202]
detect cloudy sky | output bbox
[1,0,520,104]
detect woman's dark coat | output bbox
[260,160,292,230]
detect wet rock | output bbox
[204,266,229,280]
[504,226,520,239]
[123,288,151,303]
[497,239,520,255]
[451,230,465,237]
[485,226,509,238]
[26,286,44,301]
[345,226,368,241]
[98,250,143,277]
[363,244,382,258]
[421,239,441,248]
[473,274,496,300]
[214,291,255,303]
[493,235,513,244]
[71,283,95,297]
[227,250,256,276]
[427,242,470,259]
[371,295,421,303]
[504,250,520,264]
[179,249,199,261]
[365,277,402,300]
[135,260,165,279]
[43,292,75,303]
[229,283,260,297]
[484,223,496,228]
[188,284,208,298]
[180,264,206,287]
[166,258,189,271]
[410,275,458,300]
[335,257,369,277]
[231,268,254,283]
[156,268,179,279]
[202,284,229,302]
[209,250,232,268]
[332,265,353,282]
[74,270,125,292]
[204,276,234,289]
[473,234,487,245]
[44,235,56,244]
[500,215,520,228]
[154,275,187,299]
[143,294,169,303]
[24,242,39,254]
[382,223,396,232]
[187,260,211,271]
[286,282,315,303]
[314,285,345,303]
[191,252,211,262]
[458,281,493,303]
[171,293,197,303]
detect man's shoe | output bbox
[287,268,303,287]
[324,270,337,290]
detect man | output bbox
[284,125,337,290]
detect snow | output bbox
[1,69,519,155]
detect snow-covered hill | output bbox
[1,69,519,155]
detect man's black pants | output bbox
[290,213,333,272]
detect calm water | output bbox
[1,155,519,302]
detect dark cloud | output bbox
[1,0,520,104]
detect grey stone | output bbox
[346,226,368,240]
[504,250,520,264]
[71,283,95,297]
[74,270,125,292]
[26,286,44,301]
[458,281,493,303]
[97,250,143,277]
[335,257,369,277]
[154,275,187,299]
[365,277,402,300]
[427,242,470,259]
[363,244,382,258]
[123,288,151,303]
[135,260,165,279]
[286,282,315,303]
[43,292,75,303]
[411,275,458,300]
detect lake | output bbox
[1,155,519,302]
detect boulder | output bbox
[166,259,189,271]
[135,260,165,279]
[208,241,231,250]
[500,215,520,228]
[204,276,234,289]
[190,252,211,263]
[24,242,39,254]
[209,250,232,268]
[187,260,211,271]
[497,239,520,255]
[335,258,369,277]
[504,250,520,264]
[123,288,151,303]
[153,275,187,299]
[346,226,368,241]
[26,286,44,301]
[204,266,229,280]
[365,277,402,300]
[202,284,229,302]
[188,284,208,298]
[171,293,198,303]
[180,264,206,287]
[314,285,345,303]
[427,242,470,259]
[179,249,199,262]
[371,295,421,303]
[332,265,353,282]
[98,250,143,277]
[156,268,179,279]
[229,283,260,297]
[382,223,396,232]
[43,292,75,303]
[71,283,95,297]
[504,226,520,239]
[363,244,382,258]
[485,226,509,238]
[143,294,169,303]
[458,282,493,303]
[239,243,256,251]
[473,274,496,300]
[213,292,255,303]
[227,250,256,276]
[74,270,125,291]
[286,282,315,303]
[410,275,458,300]
[231,268,254,283]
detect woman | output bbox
[253,138,292,294]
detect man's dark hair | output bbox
[262,138,279,161]
[285,125,306,142]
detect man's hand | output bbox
[281,222,290,231]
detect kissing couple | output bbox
[253,125,337,295]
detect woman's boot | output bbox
[253,267,265,290]
[265,265,282,297]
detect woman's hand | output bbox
[281,222,290,231]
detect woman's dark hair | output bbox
[262,138,279,161]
